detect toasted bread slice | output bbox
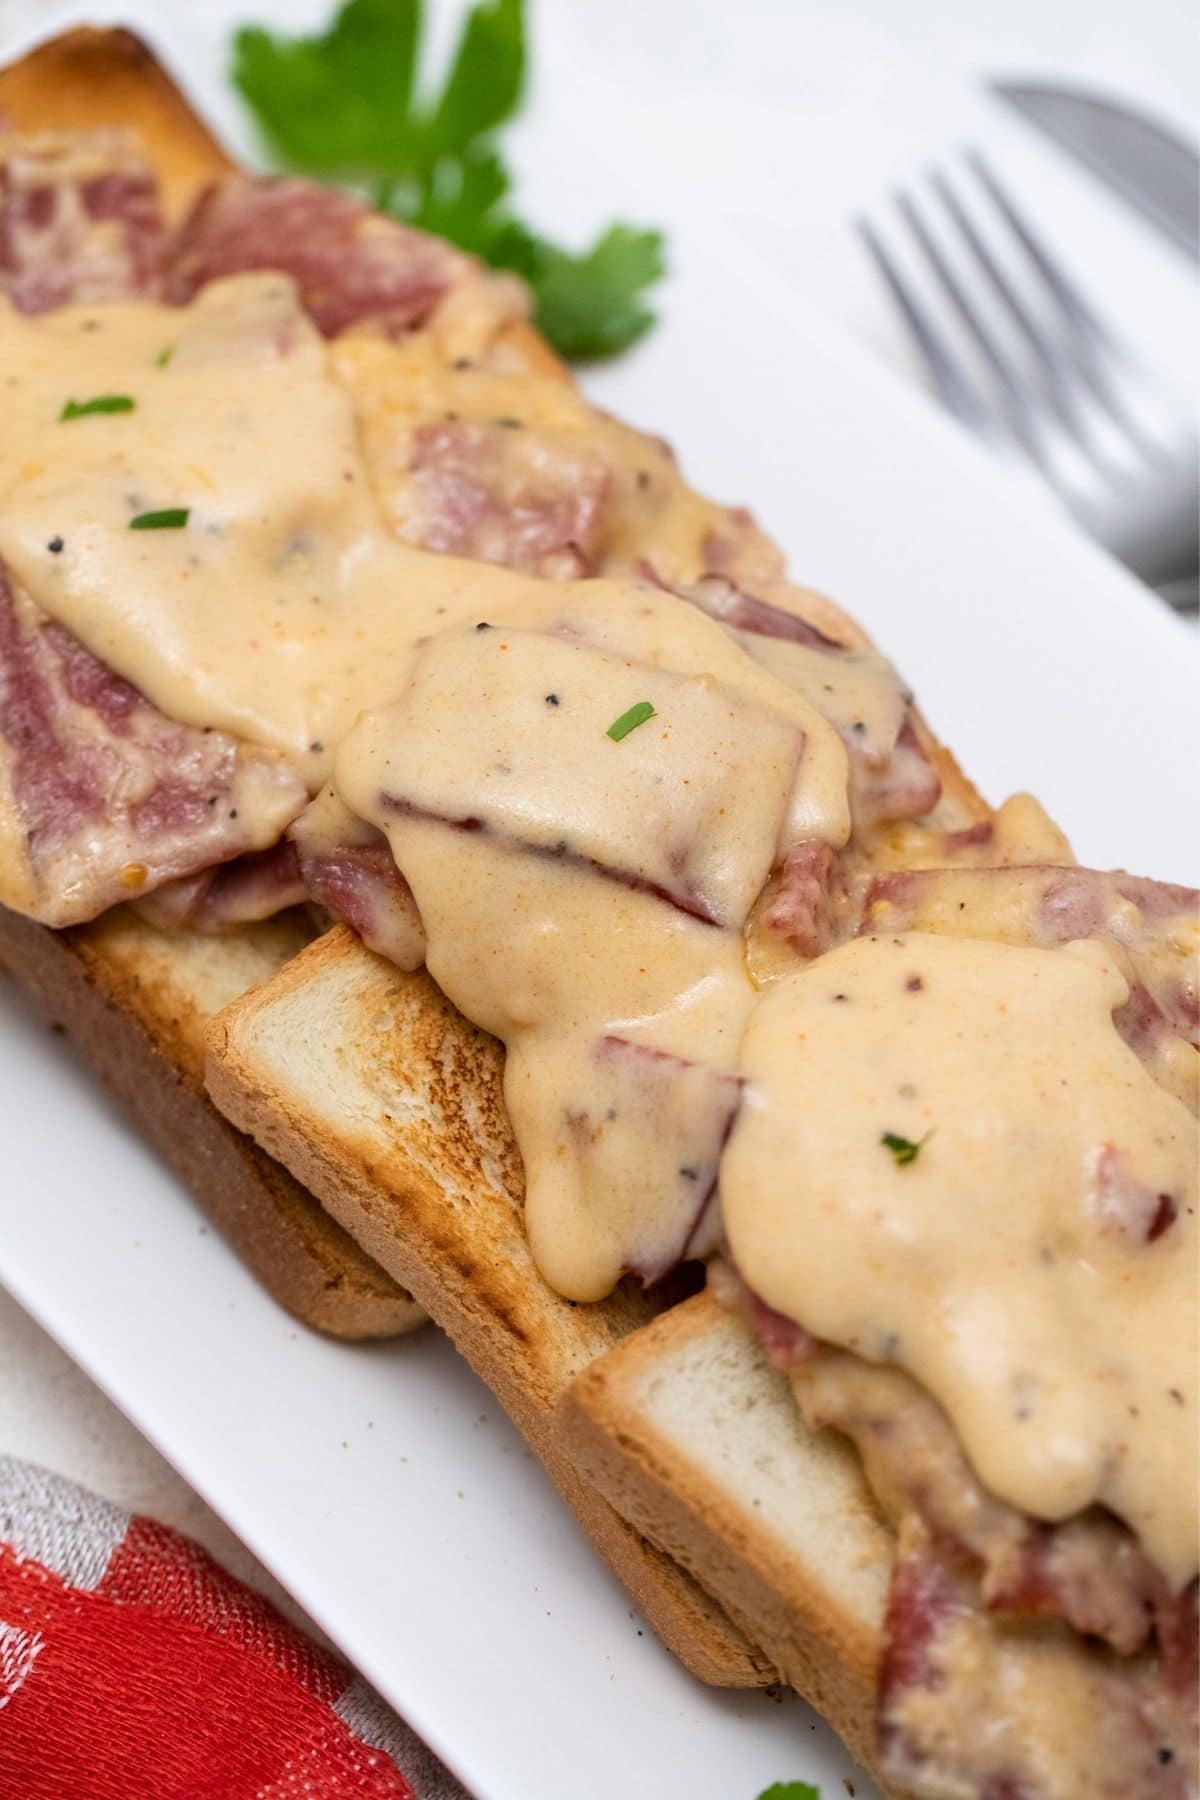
[0,903,421,1337]
[0,24,417,1338]
[205,924,776,1687]
[557,1291,900,1789]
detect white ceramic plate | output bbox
[1,9,1197,1800]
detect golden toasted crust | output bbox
[0,903,421,1337]
[206,925,776,1687]
[557,1291,910,1787]
[0,27,233,216]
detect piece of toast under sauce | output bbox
[206,925,777,1687]
[0,25,416,1338]
[0,903,421,1337]
[0,22,572,1337]
[557,1290,908,1793]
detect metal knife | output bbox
[990,80,1199,259]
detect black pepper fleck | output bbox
[544,693,560,706]
[496,416,523,429]
[906,974,924,991]
[679,1166,699,1182]
[229,809,238,819]
[1158,1749,1174,1766]
[47,536,64,554]
[475,621,491,631]
[636,470,651,490]
[453,357,473,371]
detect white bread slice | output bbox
[205,924,777,1687]
[0,24,547,1339]
[0,902,422,1338]
[557,1289,900,1790]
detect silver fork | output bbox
[859,149,1199,610]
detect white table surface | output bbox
[0,0,1196,1786]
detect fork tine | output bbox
[854,215,1011,446]
[890,187,1045,461]
[930,164,1119,470]
[931,171,1085,402]
[965,149,1112,350]
[967,149,1173,463]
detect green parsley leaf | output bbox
[129,508,190,531]
[755,1784,821,1800]
[606,700,656,742]
[59,395,135,421]
[231,0,664,359]
[406,144,518,257]
[155,344,175,368]
[233,0,423,178]
[530,225,665,360]
[421,0,524,164]
[882,1130,930,1167]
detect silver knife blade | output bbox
[990,80,1199,259]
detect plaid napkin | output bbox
[0,1455,467,1799]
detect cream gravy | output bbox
[721,931,1198,1586]
[3,267,1195,1595]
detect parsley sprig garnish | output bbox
[882,1130,931,1167]
[606,700,656,742]
[129,508,190,531]
[60,395,135,421]
[232,0,665,359]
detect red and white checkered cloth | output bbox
[0,1456,467,1799]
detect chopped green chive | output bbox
[755,1784,821,1800]
[606,699,656,742]
[129,508,190,531]
[882,1130,930,1167]
[155,344,175,368]
[59,394,135,422]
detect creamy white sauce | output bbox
[335,616,838,1298]
[721,932,1198,1586]
[4,269,1195,1597]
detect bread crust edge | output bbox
[0,903,422,1337]
[557,1292,916,1797]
